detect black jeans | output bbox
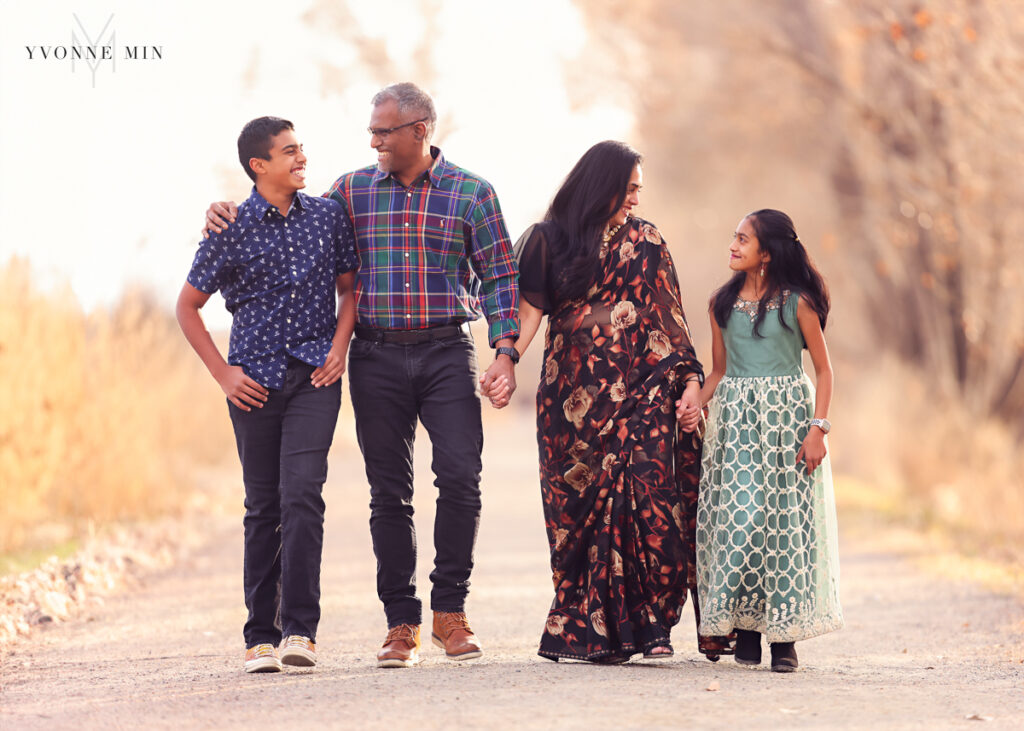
[348,328,483,627]
[228,357,341,646]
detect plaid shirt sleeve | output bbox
[328,199,359,276]
[467,183,520,346]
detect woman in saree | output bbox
[485,141,731,662]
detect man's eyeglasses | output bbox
[367,118,428,139]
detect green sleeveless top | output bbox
[723,290,804,378]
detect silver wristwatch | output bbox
[809,418,831,434]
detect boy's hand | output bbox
[311,344,346,388]
[203,201,238,238]
[796,428,827,475]
[217,365,269,411]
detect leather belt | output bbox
[354,322,468,344]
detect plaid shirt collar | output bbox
[370,146,447,188]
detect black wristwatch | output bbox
[495,346,520,364]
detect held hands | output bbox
[674,381,702,433]
[217,364,269,411]
[483,375,512,408]
[203,201,238,238]
[796,427,828,475]
[311,342,347,388]
[479,357,516,409]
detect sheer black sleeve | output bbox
[513,222,555,314]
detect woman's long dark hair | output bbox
[711,209,830,339]
[545,141,642,301]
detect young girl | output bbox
[691,209,842,672]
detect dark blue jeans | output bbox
[348,329,483,628]
[228,357,341,646]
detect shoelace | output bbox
[385,624,417,646]
[283,635,311,648]
[250,643,276,657]
[438,613,472,635]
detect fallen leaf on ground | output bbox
[965,714,993,722]
[706,680,720,692]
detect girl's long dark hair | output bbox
[545,141,642,301]
[711,209,830,339]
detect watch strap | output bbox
[496,346,520,364]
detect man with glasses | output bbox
[206,83,520,669]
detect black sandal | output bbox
[642,644,674,660]
[770,642,798,673]
[735,629,762,666]
[592,653,630,665]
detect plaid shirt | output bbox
[325,147,519,346]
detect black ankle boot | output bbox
[734,629,762,666]
[770,642,798,673]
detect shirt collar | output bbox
[243,186,307,222]
[371,146,447,189]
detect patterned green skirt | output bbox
[697,373,843,642]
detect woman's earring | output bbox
[759,264,766,278]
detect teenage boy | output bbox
[177,116,358,673]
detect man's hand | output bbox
[311,343,347,388]
[482,375,512,409]
[217,364,269,411]
[479,356,516,409]
[203,201,238,238]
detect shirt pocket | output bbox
[422,215,462,269]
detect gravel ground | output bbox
[2,417,1022,729]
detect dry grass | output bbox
[0,258,234,554]
[835,355,1024,567]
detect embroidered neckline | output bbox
[734,290,791,320]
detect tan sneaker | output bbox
[377,624,421,668]
[280,635,317,667]
[244,643,283,673]
[431,611,483,661]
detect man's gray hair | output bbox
[372,82,437,140]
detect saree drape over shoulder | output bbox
[516,218,730,661]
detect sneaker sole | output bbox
[245,658,283,673]
[281,650,316,667]
[735,657,762,666]
[431,635,483,661]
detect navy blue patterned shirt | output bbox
[187,187,359,390]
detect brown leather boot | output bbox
[431,611,483,661]
[377,624,421,668]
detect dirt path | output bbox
[2,415,1022,729]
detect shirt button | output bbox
[404,222,409,227]
[407,192,411,198]
[289,247,294,252]
[291,292,296,298]
[405,282,410,288]
[405,253,409,258]
[406,314,411,319]
[284,222,289,227]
